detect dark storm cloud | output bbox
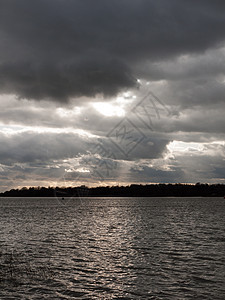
[0,59,136,101]
[0,131,89,165]
[1,0,225,101]
[0,128,169,166]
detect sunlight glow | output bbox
[65,167,90,173]
[92,102,125,117]
[167,141,204,153]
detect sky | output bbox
[0,0,225,191]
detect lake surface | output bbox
[0,197,225,299]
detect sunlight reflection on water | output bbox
[0,197,225,299]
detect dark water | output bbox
[0,197,225,299]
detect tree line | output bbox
[0,183,225,197]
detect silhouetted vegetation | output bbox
[0,183,225,197]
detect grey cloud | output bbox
[0,131,89,165]
[87,133,170,162]
[0,127,169,166]
[129,142,225,184]
[173,151,225,183]
[166,79,225,107]
[136,48,225,82]
[1,0,225,101]
[1,0,225,190]
[0,126,171,190]
[0,59,136,101]
[130,165,185,183]
[151,105,225,134]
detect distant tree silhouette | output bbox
[0,183,224,197]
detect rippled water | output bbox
[0,197,225,299]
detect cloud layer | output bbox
[1,0,225,101]
[0,1,225,190]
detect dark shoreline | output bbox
[1,183,225,198]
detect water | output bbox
[0,197,225,299]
